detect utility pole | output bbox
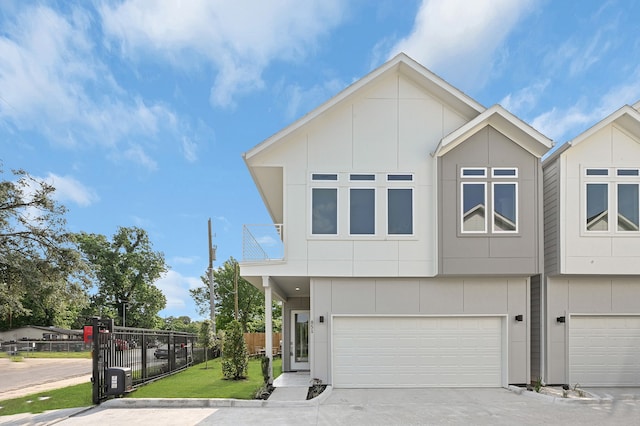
[234,261,239,321]
[208,218,217,334]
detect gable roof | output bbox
[243,52,485,162]
[433,104,553,158]
[544,104,640,164]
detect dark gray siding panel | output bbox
[543,159,560,275]
[530,274,541,381]
[438,126,542,275]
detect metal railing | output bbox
[242,224,284,261]
[91,318,197,404]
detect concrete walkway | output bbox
[269,371,310,402]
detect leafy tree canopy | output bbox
[75,227,168,329]
[0,167,90,330]
[190,257,280,333]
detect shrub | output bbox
[221,320,248,379]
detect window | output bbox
[584,167,640,233]
[462,183,486,232]
[388,188,413,234]
[312,188,337,234]
[312,173,338,181]
[460,167,518,234]
[617,184,639,231]
[586,183,608,231]
[350,188,375,235]
[387,174,413,181]
[350,174,375,181]
[493,183,517,232]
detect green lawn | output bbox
[0,357,283,417]
[131,357,282,399]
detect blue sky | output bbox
[2,0,640,320]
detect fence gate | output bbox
[91,317,114,404]
[91,317,197,404]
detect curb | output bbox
[100,385,333,409]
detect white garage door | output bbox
[332,316,504,388]
[569,316,640,386]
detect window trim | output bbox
[387,187,414,236]
[461,181,487,234]
[348,187,376,236]
[310,187,338,236]
[460,167,487,178]
[616,182,640,232]
[491,167,518,178]
[491,182,518,233]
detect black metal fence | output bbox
[91,317,197,404]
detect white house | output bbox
[541,103,640,386]
[240,53,552,388]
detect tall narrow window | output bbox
[388,188,413,234]
[462,183,486,232]
[586,183,608,231]
[617,183,639,231]
[350,188,375,235]
[493,183,517,232]
[312,188,337,234]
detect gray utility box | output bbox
[106,367,132,395]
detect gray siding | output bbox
[543,158,560,276]
[530,274,541,382]
[438,126,541,275]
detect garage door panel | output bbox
[332,316,503,388]
[570,316,640,386]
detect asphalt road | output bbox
[0,358,92,396]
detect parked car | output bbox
[114,339,129,351]
[154,344,190,359]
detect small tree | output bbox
[199,320,214,369]
[221,320,248,379]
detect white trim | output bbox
[310,187,339,236]
[492,167,518,178]
[386,187,414,236]
[461,182,487,233]
[348,187,377,236]
[460,167,487,178]
[492,182,518,233]
[290,309,310,371]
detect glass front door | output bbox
[290,310,309,370]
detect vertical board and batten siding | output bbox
[542,158,561,276]
[438,126,541,275]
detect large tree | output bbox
[190,257,279,333]
[0,167,90,329]
[75,227,168,329]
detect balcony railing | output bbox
[242,224,284,261]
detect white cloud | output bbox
[44,173,99,207]
[531,70,640,142]
[99,0,347,108]
[0,5,193,169]
[283,78,345,121]
[155,270,202,313]
[181,136,198,163]
[500,80,550,115]
[388,0,535,89]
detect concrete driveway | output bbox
[14,387,629,426]
[3,387,640,425]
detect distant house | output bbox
[540,103,640,386]
[240,53,552,388]
[0,325,82,342]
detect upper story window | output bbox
[460,167,518,234]
[387,174,413,235]
[312,188,338,234]
[584,167,640,233]
[310,172,414,237]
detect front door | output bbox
[290,310,309,370]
